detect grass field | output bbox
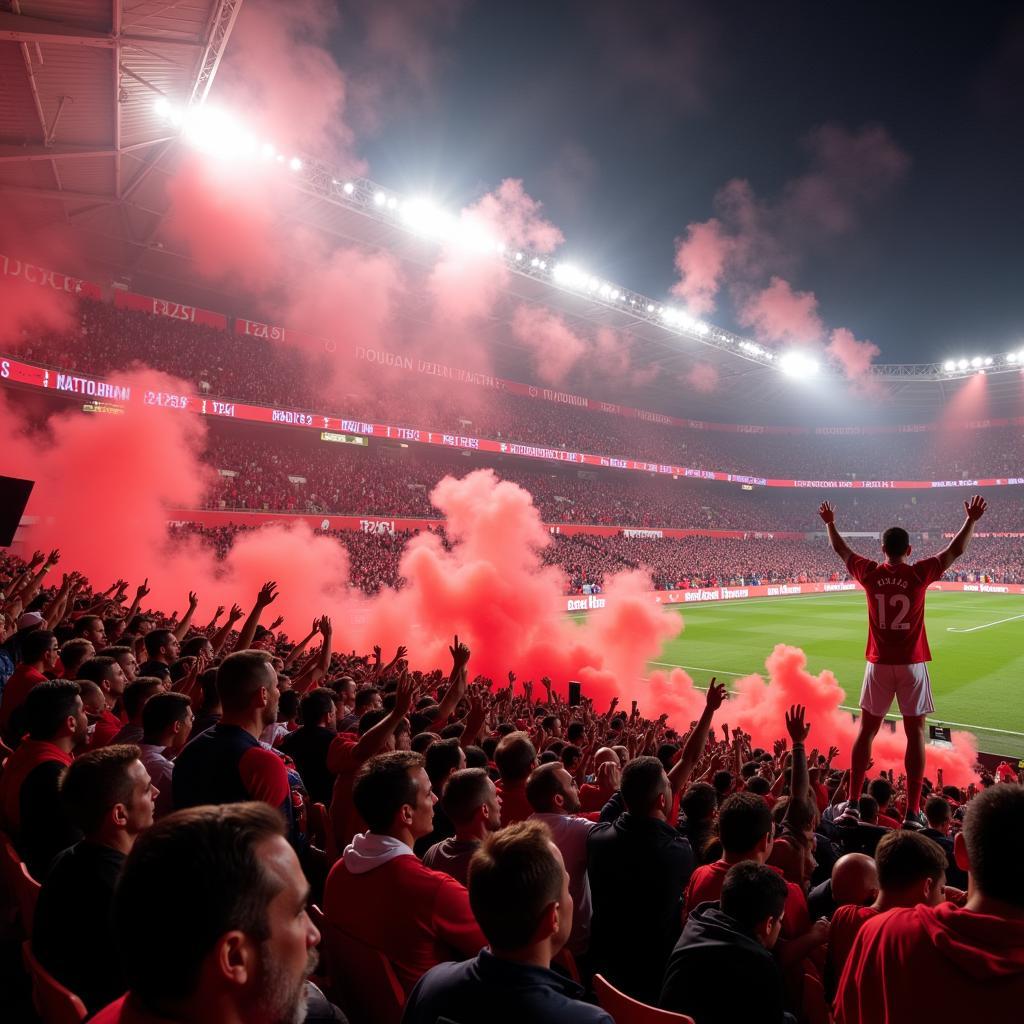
[625,590,1024,757]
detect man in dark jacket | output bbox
[661,861,793,1024]
[587,756,694,1004]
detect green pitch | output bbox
[629,590,1024,758]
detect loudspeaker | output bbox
[0,476,34,546]
[568,681,582,707]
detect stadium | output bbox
[1,3,1022,1023]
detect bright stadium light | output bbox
[373,191,386,206]
[957,358,969,370]
[553,263,590,288]
[343,181,355,194]
[971,356,983,368]
[154,96,172,117]
[779,351,820,378]
[943,359,956,372]
[289,157,302,171]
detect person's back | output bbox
[587,756,694,1003]
[324,751,484,996]
[661,863,790,1024]
[835,786,1024,1023]
[404,821,612,1024]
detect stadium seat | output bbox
[803,971,832,1024]
[319,916,405,1024]
[22,941,88,1024]
[1,834,40,936]
[593,974,696,1023]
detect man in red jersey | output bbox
[819,495,986,826]
[834,785,1024,1023]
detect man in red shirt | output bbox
[324,750,485,996]
[835,785,1024,1022]
[819,496,986,825]
[827,828,948,990]
[0,628,58,741]
[77,656,129,747]
[495,730,537,826]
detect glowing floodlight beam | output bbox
[342,181,355,195]
[779,351,820,378]
[289,157,302,171]
[957,358,969,370]
[553,263,590,289]
[971,356,983,368]
[154,96,172,118]
[373,191,387,206]
[943,360,957,372]
[400,198,454,239]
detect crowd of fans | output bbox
[1,549,1022,1024]
[196,429,1024,534]
[171,516,1024,596]
[14,298,1024,481]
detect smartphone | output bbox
[568,681,582,706]
[631,700,638,714]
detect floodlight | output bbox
[386,196,398,209]
[779,351,820,378]
[971,356,983,368]
[943,360,956,372]
[154,97,172,118]
[373,191,386,206]
[984,356,993,366]
[957,359,969,370]
[646,304,655,312]
[261,143,275,160]
[553,263,589,288]
[514,252,523,261]
[343,181,354,194]
[289,157,302,171]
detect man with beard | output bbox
[0,679,90,877]
[172,651,296,841]
[527,762,596,957]
[90,802,337,1024]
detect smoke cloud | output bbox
[737,276,824,347]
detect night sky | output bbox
[336,1,1024,366]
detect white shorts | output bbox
[860,662,935,718]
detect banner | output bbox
[114,289,227,330]
[0,254,102,300]
[234,318,329,349]
[4,354,1024,492]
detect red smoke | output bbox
[648,646,977,786]
[686,362,720,394]
[737,277,824,346]
[467,179,565,254]
[510,306,589,385]
[671,219,732,315]
[827,327,882,385]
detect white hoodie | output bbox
[342,832,415,875]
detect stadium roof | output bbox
[1,1,1021,424]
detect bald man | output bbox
[827,831,947,993]
[579,749,621,814]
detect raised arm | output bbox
[783,704,810,813]
[429,637,470,730]
[818,502,855,562]
[172,592,200,641]
[123,578,149,625]
[935,495,987,572]
[234,581,277,652]
[668,679,727,796]
[211,604,244,656]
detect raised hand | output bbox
[706,678,728,711]
[449,636,471,669]
[256,581,278,607]
[228,603,244,623]
[136,578,150,599]
[818,501,835,524]
[785,704,810,744]
[964,494,987,521]
[319,616,332,635]
[268,615,285,631]
[188,591,199,609]
[45,549,61,567]
[393,670,418,718]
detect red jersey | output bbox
[827,904,879,983]
[845,553,943,664]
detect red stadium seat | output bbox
[319,916,405,1024]
[803,971,832,1024]
[22,941,88,1024]
[1,834,40,936]
[593,973,696,1023]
